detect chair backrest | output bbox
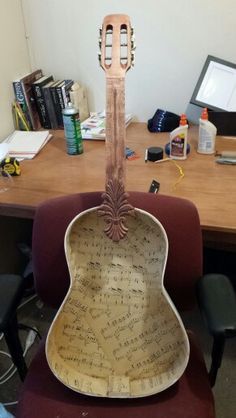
[32,192,202,311]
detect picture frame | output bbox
[190,55,236,112]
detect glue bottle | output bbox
[197,108,217,154]
[169,114,188,160]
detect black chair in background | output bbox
[0,274,27,381]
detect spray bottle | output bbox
[169,114,188,160]
[198,108,217,154]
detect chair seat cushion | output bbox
[16,331,215,418]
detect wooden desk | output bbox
[0,123,236,248]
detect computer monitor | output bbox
[190,55,236,112]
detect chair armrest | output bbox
[197,273,236,338]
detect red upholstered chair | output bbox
[16,192,218,418]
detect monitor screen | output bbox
[190,55,236,111]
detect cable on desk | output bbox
[155,158,185,189]
[171,160,185,189]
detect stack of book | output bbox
[81,111,133,140]
[12,69,43,130]
[12,70,74,130]
[3,130,52,159]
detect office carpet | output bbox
[0,293,235,418]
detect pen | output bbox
[154,157,170,164]
[145,148,148,163]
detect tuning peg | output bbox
[99,27,102,36]
[98,52,102,65]
[131,27,134,36]
[131,33,136,50]
[131,40,136,51]
[131,51,135,67]
[98,37,102,49]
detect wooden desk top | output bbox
[0,123,235,241]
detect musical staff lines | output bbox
[46,208,189,397]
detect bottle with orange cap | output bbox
[169,113,188,160]
[198,108,217,154]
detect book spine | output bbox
[62,80,73,107]
[49,85,59,122]
[21,83,37,130]
[50,85,62,127]
[43,87,58,129]
[33,84,51,129]
[13,81,32,130]
[55,85,65,127]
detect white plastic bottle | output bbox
[198,108,217,154]
[169,114,188,160]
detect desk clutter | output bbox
[147,109,180,133]
[0,157,21,176]
[2,130,51,160]
[215,150,236,165]
[81,111,132,140]
[12,70,89,131]
[147,108,220,161]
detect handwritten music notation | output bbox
[46,208,189,397]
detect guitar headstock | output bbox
[98,14,135,76]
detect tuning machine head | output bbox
[130,29,136,65]
[98,36,102,50]
[131,51,135,67]
[131,40,136,51]
[98,51,102,66]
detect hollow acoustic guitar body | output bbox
[46,14,189,398]
[46,207,189,397]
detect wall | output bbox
[0,0,31,140]
[19,1,236,122]
[1,0,236,136]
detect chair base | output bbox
[0,274,27,381]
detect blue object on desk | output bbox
[147,109,180,132]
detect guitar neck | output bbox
[98,14,134,241]
[105,76,126,187]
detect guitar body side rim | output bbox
[46,206,190,398]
